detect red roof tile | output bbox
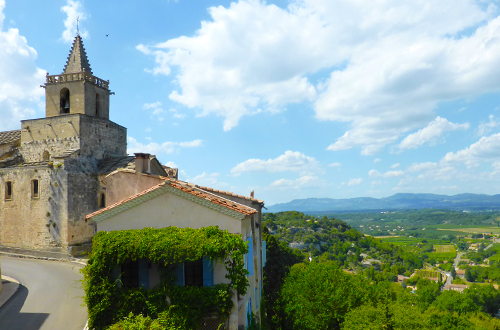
[86,179,257,221]
[195,185,264,204]
[85,182,164,220]
[168,180,257,215]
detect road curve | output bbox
[0,256,87,330]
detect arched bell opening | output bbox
[60,88,70,114]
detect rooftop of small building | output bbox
[0,130,21,145]
[97,156,136,174]
[194,185,264,204]
[86,178,258,221]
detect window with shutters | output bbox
[175,257,213,287]
[120,260,139,288]
[185,259,203,287]
[117,259,150,289]
[245,238,253,276]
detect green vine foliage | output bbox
[82,226,249,330]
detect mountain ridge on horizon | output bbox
[266,193,500,213]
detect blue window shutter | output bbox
[245,249,249,272]
[247,239,253,276]
[262,240,267,267]
[246,298,252,326]
[175,262,185,286]
[112,267,121,288]
[138,259,149,289]
[255,288,258,310]
[202,256,214,287]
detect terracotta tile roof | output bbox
[101,168,168,181]
[86,179,257,221]
[0,130,21,145]
[168,180,257,215]
[444,284,469,290]
[86,181,165,220]
[195,185,264,204]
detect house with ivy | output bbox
[85,178,265,330]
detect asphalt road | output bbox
[0,256,87,330]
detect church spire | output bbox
[63,35,93,74]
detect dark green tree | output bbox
[431,290,479,315]
[416,279,442,311]
[465,267,474,282]
[464,284,500,315]
[281,262,373,330]
[262,227,303,330]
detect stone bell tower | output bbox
[18,35,127,162]
[0,34,128,256]
[45,35,111,119]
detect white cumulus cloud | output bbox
[383,170,405,178]
[127,137,203,155]
[406,162,438,173]
[269,175,325,190]
[143,102,165,121]
[61,0,88,43]
[443,133,500,167]
[164,161,178,168]
[369,169,382,177]
[478,114,500,136]
[0,0,45,131]
[399,116,469,150]
[348,178,362,186]
[138,0,500,154]
[231,151,320,175]
[187,172,230,189]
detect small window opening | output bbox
[60,88,70,114]
[32,180,39,199]
[99,193,106,208]
[121,260,139,288]
[185,259,203,287]
[95,93,100,117]
[5,181,12,200]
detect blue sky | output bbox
[2,0,500,206]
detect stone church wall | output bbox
[0,165,68,250]
[0,140,18,160]
[0,160,97,251]
[19,114,126,162]
[66,169,99,245]
[20,115,81,163]
[79,115,126,159]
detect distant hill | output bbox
[266,193,500,213]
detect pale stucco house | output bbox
[85,178,265,330]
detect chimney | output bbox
[250,190,254,198]
[134,153,151,174]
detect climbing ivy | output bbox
[82,226,249,330]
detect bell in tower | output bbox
[43,35,111,119]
